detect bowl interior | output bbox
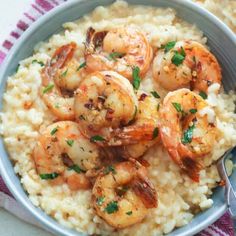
[0,0,235,236]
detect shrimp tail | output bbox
[131,174,158,208]
[181,157,202,182]
[85,27,108,53]
[110,124,158,146]
[42,42,76,85]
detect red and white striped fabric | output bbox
[0,0,234,235]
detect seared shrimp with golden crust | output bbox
[85,27,153,80]
[74,71,138,139]
[159,89,219,182]
[92,160,157,228]
[33,121,100,190]
[41,42,86,120]
[153,40,222,93]
[114,91,160,158]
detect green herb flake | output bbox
[126,211,133,215]
[97,196,105,206]
[55,103,60,108]
[32,59,45,67]
[104,201,118,214]
[150,91,160,99]
[104,165,116,175]
[181,123,195,144]
[77,62,86,71]
[39,172,59,180]
[157,103,160,111]
[152,127,159,139]
[42,84,54,94]
[16,64,20,73]
[61,69,68,77]
[189,109,197,114]
[162,41,176,53]
[132,66,141,90]
[172,102,182,112]
[66,139,74,147]
[69,164,86,174]
[171,47,186,66]
[199,91,208,100]
[90,135,105,143]
[50,127,58,135]
[107,52,125,61]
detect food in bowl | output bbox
[1,1,236,235]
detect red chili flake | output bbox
[105,108,114,121]
[196,61,202,73]
[139,93,147,101]
[84,99,93,110]
[136,56,144,64]
[218,180,226,187]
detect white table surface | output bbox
[0,1,54,235]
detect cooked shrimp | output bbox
[41,42,86,120]
[33,121,101,190]
[153,40,222,93]
[85,27,153,80]
[74,71,138,139]
[114,91,160,158]
[92,160,157,228]
[159,88,219,182]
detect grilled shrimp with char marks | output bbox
[159,89,219,182]
[92,160,157,228]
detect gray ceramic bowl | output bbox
[0,0,235,235]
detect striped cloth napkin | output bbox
[0,0,234,235]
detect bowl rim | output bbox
[0,0,235,235]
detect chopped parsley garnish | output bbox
[107,52,125,61]
[104,201,118,214]
[150,91,160,99]
[16,64,20,73]
[199,91,208,100]
[126,211,133,215]
[132,66,141,90]
[181,123,195,144]
[172,102,182,112]
[152,127,159,139]
[161,41,176,53]
[66,139,74,147]
[90,135,105,143]
[97,196,105,206]
[104,165,116,175]
[61,69,68,77]
[50,127,58,135]
[171,47,186,66]
[55,103,60,108]
[189,108,197,114]
[77,62,86,71]
[69,164,86,173]
[157,103,160,111]
[32,59,45,67]
[39,172,59,180]
[42,84,54,94]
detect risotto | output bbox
[1,1,236,235]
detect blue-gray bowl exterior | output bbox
[0,0,235,235]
